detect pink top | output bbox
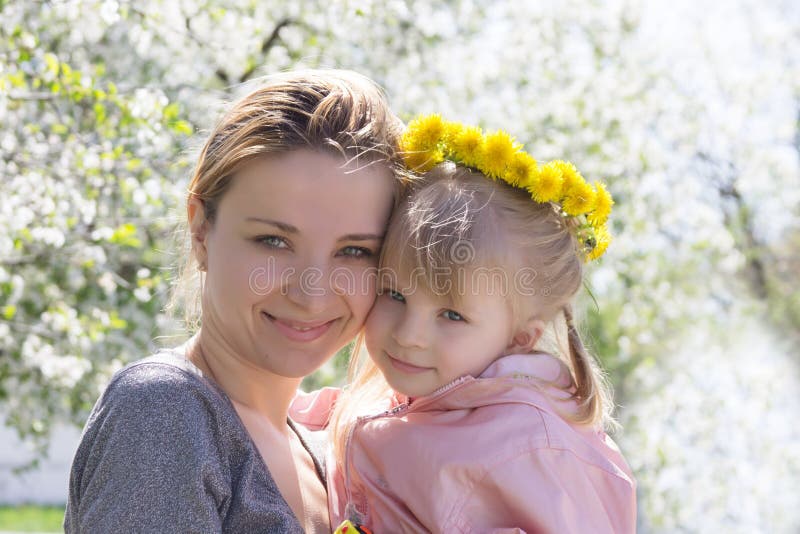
[291,353,637,533]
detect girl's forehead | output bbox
[380,254,514,304]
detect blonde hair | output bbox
[168,69,406,330]
[330,162,615,466]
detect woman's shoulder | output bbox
[104,349,217,399]
[72,349,253,488]
[111,349,194,382]
[86,349,234,435]
[66,350,297,533]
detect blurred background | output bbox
[1,0,798,532]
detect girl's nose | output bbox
[391,310,428,349]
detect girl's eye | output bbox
[386,289,405,303]
[257,235,289,249]
[340,246,374,258]
[442,309,464,322]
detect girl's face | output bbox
[193,149,395,378]
[365,268,516,398]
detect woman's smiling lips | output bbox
[386,352,432,374]
[263,312,336,342]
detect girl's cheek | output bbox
[365,300,387,330]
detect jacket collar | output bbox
[406,353,579,416]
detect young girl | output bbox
[293,115,636,533]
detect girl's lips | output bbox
[263,313,335,343]
[387,352,432,374]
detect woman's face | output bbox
[192,149,395,378]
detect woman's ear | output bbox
[504,318,545,355]
[188,196,209,272]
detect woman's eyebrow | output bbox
[245,217,383,242]
[339,233,384,242]
[245,217,298,233]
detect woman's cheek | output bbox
[246,255,293,297]
[346,264,380,317]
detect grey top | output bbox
[64,351,326,533]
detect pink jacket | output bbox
[291,353,636,533]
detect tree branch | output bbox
[698,151,769,300]
[237,18,296,83]
[8,91,56,101]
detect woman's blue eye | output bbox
[442,309,464,322]
[340,246,374,258]
[387,289,405,302]
[257,235,289,248]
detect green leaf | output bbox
[125,158,142,171]
[171,120,193,135]
[43,53,59,74]
[93,102,107,125]
[109,311,127,330]
[2,305,16,320]
[8,71,26,88]
[110,223,142,248]
[163,102,180,121]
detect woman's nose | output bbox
[284,260,337,313]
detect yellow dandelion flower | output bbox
[528,161,563,203]
[504,151,538,188]
[552,160,584,195]
[405,114,445,151]
[450,125,485,168]
[399,129,420,153]
[403,148,443,173]
[482,130,518,179]
[443,121,463,146]
[586,224,611,261]
[588,182,614,226]
[562,179,597,216]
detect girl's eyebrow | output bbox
[245,217,297,233]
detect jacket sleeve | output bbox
[289,386,342,431]
[448,447,636,534]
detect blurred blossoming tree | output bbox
[1,0,798,531]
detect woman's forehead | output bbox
[218,151,396,234]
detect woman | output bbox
[64,69,405,533]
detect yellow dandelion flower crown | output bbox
[400,114,614,262]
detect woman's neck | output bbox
[185,329,301,431]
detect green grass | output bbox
[0,505,64,532]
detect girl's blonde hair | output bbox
[330,162,615,466]
[168,69,406,330]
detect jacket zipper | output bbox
[344,404,410,523]
[342,375,474,522]
[405,375,472,411]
